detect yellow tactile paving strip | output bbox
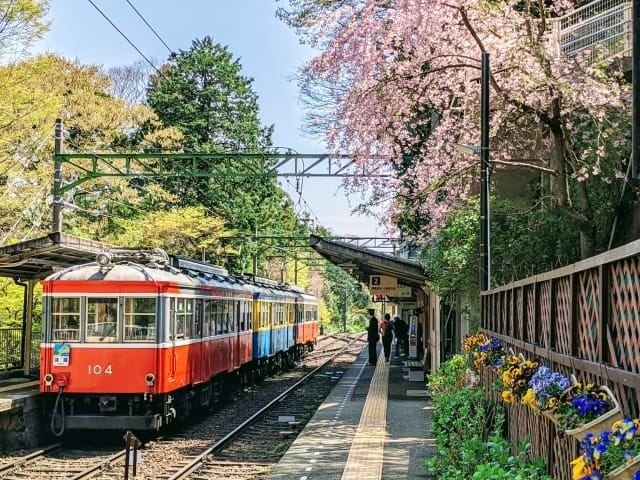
[340,355,389,480]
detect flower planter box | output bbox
[564,385,623,441]
[606,454,640,480]
[541,409,561,426]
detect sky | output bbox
[34,0,385,238]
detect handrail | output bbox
[551,0,632,65]
[0,327,41,372]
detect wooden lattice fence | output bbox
[481,239,640,479]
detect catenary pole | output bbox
[53,119,64,232]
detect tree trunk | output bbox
[549,110,568,207]
[579,230,595,259]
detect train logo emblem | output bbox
[53,343,71,366]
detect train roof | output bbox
[45,261,198,285]
[43,250,314,299]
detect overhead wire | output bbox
[282,177,320,228]
[57,1,319,248]
[86,0,167,79]
[124,0,174,55]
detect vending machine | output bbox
[408,315,418,358]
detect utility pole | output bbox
[480,53,491,292]
[633,0,639,178]
[252,226,258,274]
[343,284,348,333]
[53,119,64,232]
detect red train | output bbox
[39,249,318,434]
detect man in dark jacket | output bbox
[366,309,379,365]
[394,316,408,356]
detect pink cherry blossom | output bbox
[287,0,632,254]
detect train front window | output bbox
[124,298,156,341]
[51,297,80,342]
[86,298,118,342]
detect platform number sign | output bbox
[53,343,71,366]
[369,275,397,294]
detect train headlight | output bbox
[145,373,156,386]
[96,252,112,266]
[44,373,54,386]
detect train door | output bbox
[168,298,177,381]
[192,299,203,382]
[269,300,276,357]
[233,300,241,369]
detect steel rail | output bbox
[166,334,364,480]
[0,443,63,474]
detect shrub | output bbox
[426,356,505,477]
[425,356,552,479]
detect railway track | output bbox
[163,334,365,479]
[0,333,365,479]
[0,443,125,480]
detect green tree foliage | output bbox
[322,262,370,332]
[423,196,581,295]
[0,55,159,243]
[96,206,230,261]
[0,278,42,327]
[0,0,49,56]
[147,37,271,150]
[145,37,303,273]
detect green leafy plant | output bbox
[426,356,505,477]
[425,355,552,478]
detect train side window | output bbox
[194,299,202,337]
[175,298,186,339]
[169,298,176,340]
[224,300,230,333]
[213,300,223,335]
[239,301,246,331]
[184,298,194,339]
[86,297,119,342]
[230,300,234,333]
[203,300,212,337]
[124,297,156,342]
[51,297,81,342]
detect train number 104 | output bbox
[88,364,113,375]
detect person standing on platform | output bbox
[380,313,393,361]
[366,309,379,365]
[394,316,408,357]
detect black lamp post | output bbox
[456,53,491,292]
[480,52,490,292]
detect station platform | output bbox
[269,345,435,480]
[0,373,44,450]
[0,374,40,412]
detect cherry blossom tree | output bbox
[281,0,634,258]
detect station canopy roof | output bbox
[308,234,427,292]
[0,232,429,293]
[0,232,111,280]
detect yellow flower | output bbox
[502,390,515,403]
[570,455,593,480]
[522,388,537,409]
